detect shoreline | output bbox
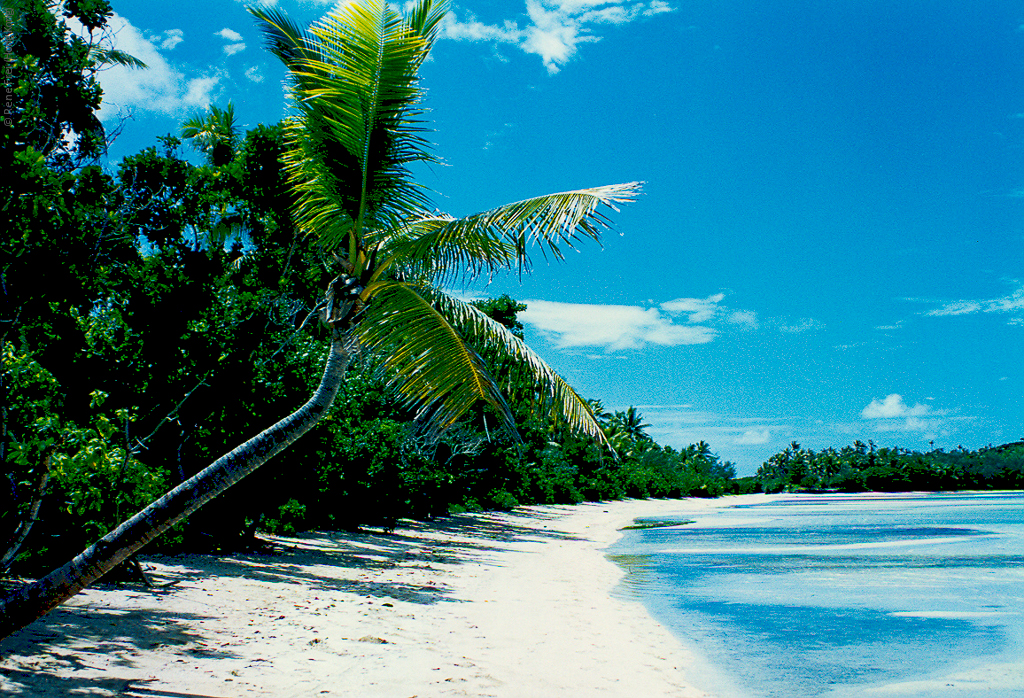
[0,496,765,697]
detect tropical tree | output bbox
[0,0,639,639]
[2,0,148,578]
[181,103,240,166]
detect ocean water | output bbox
[609,492,1024,697]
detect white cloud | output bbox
[735,429,771,445]
[182,76,221,106]
[159,29,184,50]
[779,317,825,334]
[441,14,522,42]
[216,28,244,42]
[660,293,724,323]
[922,282,1024,325]
[440,0,675,74]
[987,285,1024,313]
[644,0,673,15]
[88,13,220,120]
[520,293,761,351]
[245,65,265,83]
[521,300,716,350]
[861,394,932,419]
[926,300,983,316]
[216,28,245,55]
[727,310,759,329]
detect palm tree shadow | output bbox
[141,508,584,602]
[0,602,231,697]
[0,506,586,695]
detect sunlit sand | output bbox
[0,498,737,697]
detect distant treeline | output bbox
[748,440,1024,494]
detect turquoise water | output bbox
[609,493,1024,697]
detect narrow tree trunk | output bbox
[0,447,52,572]
[0,334,350,641]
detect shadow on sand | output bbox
[0,506,582,696]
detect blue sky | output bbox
[86,0,1021,474]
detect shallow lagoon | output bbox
[610,493,1024,697]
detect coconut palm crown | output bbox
[250,0,641,445]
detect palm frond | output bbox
[89,46,147,70]
[252,0,443,252]
[352,280,517,436]
[180,103,238,162]
[405,184,643,278]
[248,5,320,71]
[369,213,518,286]
[380,287,611,448]
[366,182,641,286]
[437,292,610,446]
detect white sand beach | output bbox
[0,497,750,697]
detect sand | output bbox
[0,497,740,698]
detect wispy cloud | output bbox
[638,405,784,453]
[159,29,184,50]
[778,317,826,334]
[216,28,246,55]
[441,0,675,74]
[520,293,758,351]
[727,309,759,329]
[660,293,724,322]
[522,300,716,350]
[920,281,1024,325]
[78,14,221,120]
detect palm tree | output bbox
[181,102,239,166]
[611,406,652,442]
[0,0,639,640]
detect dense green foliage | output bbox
[755,440,1024,493]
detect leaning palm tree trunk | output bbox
[0,334,351,641]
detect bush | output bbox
[262,499,308,536]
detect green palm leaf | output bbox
[89,46,147,70]
[352,280,517,436]
[427,292,611,446]
[374,183,642,285]
[353,282,609,447]
[251,0,443,249]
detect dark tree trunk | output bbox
[0,448,52,573]
[0,334,350,641]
